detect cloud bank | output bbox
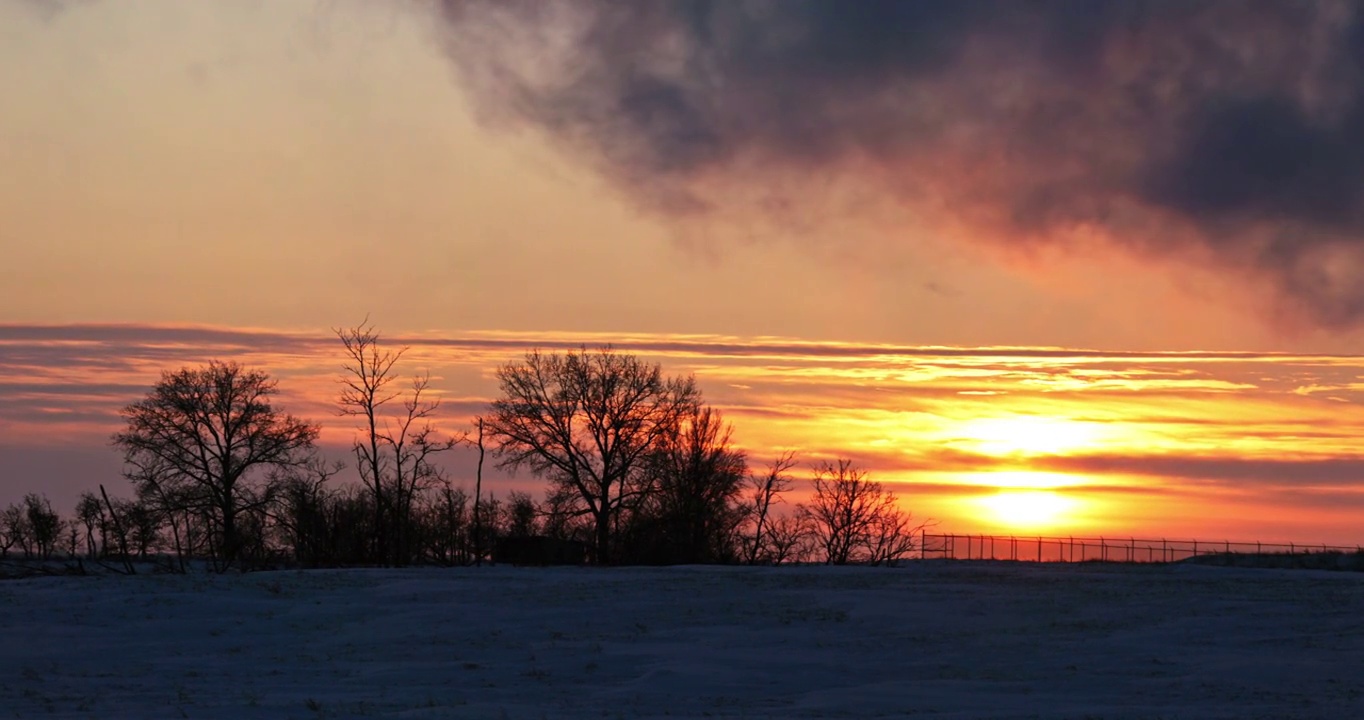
[437,0,1364,327]
[7,323,1364,539]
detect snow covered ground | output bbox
[1,562,1361,719]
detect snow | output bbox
[2,562,1361,718]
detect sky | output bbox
[4,0,1364,545]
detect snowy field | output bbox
[2,562,1361,719]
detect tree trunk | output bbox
[474,418,484,567]
[221,502,238,568]
[595,510,612,565]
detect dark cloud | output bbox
[436,0,1364,327]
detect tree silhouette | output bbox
[486,346,698,564]
[742,453,799,565]
[75,492,106,559]
[23,494,60,560]
[800,459,925,566]
[272,455,346,566]
[336,321,459,565]
[113,361,317,570]
[628,404,748,564]
[0,502,29,558]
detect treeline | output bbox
[3,323,927,572]
[0,483,543,571]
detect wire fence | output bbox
[920,533,1364,563]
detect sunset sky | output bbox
[6,1,1364,545]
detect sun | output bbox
[975,490,1080,532]
[953,416,1105,456]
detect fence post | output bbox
[1037,536,1043,562]
[1101,536,1107,562]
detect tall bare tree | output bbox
[336,321,459,565]
[336,321,400,563]
[113,361,318,569]
[485,346,698,564]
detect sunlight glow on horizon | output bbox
[974,491,1083,533]
[4,323,1364,543]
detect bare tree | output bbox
[336,321,459,565]
[113,361,318,570]
[628,404,748,564]
[421,482,471,565]
[98,485,136,574]
[271,455,346,566]
[473,417,486,566]
[503,491,539,539]
[116,496,164,562]
[799,459,925,565]
[742,452,798,564]
[122,452,188,569]
[765,514,816,565]
[75,492,107,559]
[865,506,926,567]
[62,518,80,560]
[336,321,401,563]
[24,494,60,560]
[0,502,28,558]
[485,346,698,564]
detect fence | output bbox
[920,533,1363,563]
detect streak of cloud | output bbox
[1038,454,1364,488]
[0,323,1343,362]
[436,0,1364,327]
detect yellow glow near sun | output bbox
[954,416,1105,456]
[958,470,1084,490]
[976,490,1080,531]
